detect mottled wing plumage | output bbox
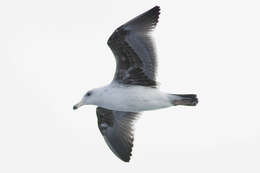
[108,6,160,87]
[96,107,139,162]
[97,6,160,162]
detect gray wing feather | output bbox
[108,6,160,87]
[125,34,156,80]
[123,6,159,79]
[96,107,139,162]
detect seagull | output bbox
[73,6,198,162]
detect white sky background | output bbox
[0,0,260,172]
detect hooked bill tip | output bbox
[73,105,78,110]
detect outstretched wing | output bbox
[107,6,160,87]
[96,107,139,162]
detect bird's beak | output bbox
[73,101,84,110]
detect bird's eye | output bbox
[86,92,92,96]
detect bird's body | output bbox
[74,6,198,162]
[91,83,173,112]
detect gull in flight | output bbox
[73,6,198,162]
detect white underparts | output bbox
[92,84,174,112]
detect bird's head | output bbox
[73,89,97,110]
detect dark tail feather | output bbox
[171,94,198,106]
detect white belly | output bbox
[98,84,172,112]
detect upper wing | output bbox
[96,107,139,162]
[107,6,160,87]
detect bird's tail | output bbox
[170,94,198,106]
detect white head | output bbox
[73,89,100,110]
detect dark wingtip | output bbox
[118,142,133,162]
[126,5,161,31]
[121,157,130,162]
[152,6,160,12]
[148,6,160,24]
